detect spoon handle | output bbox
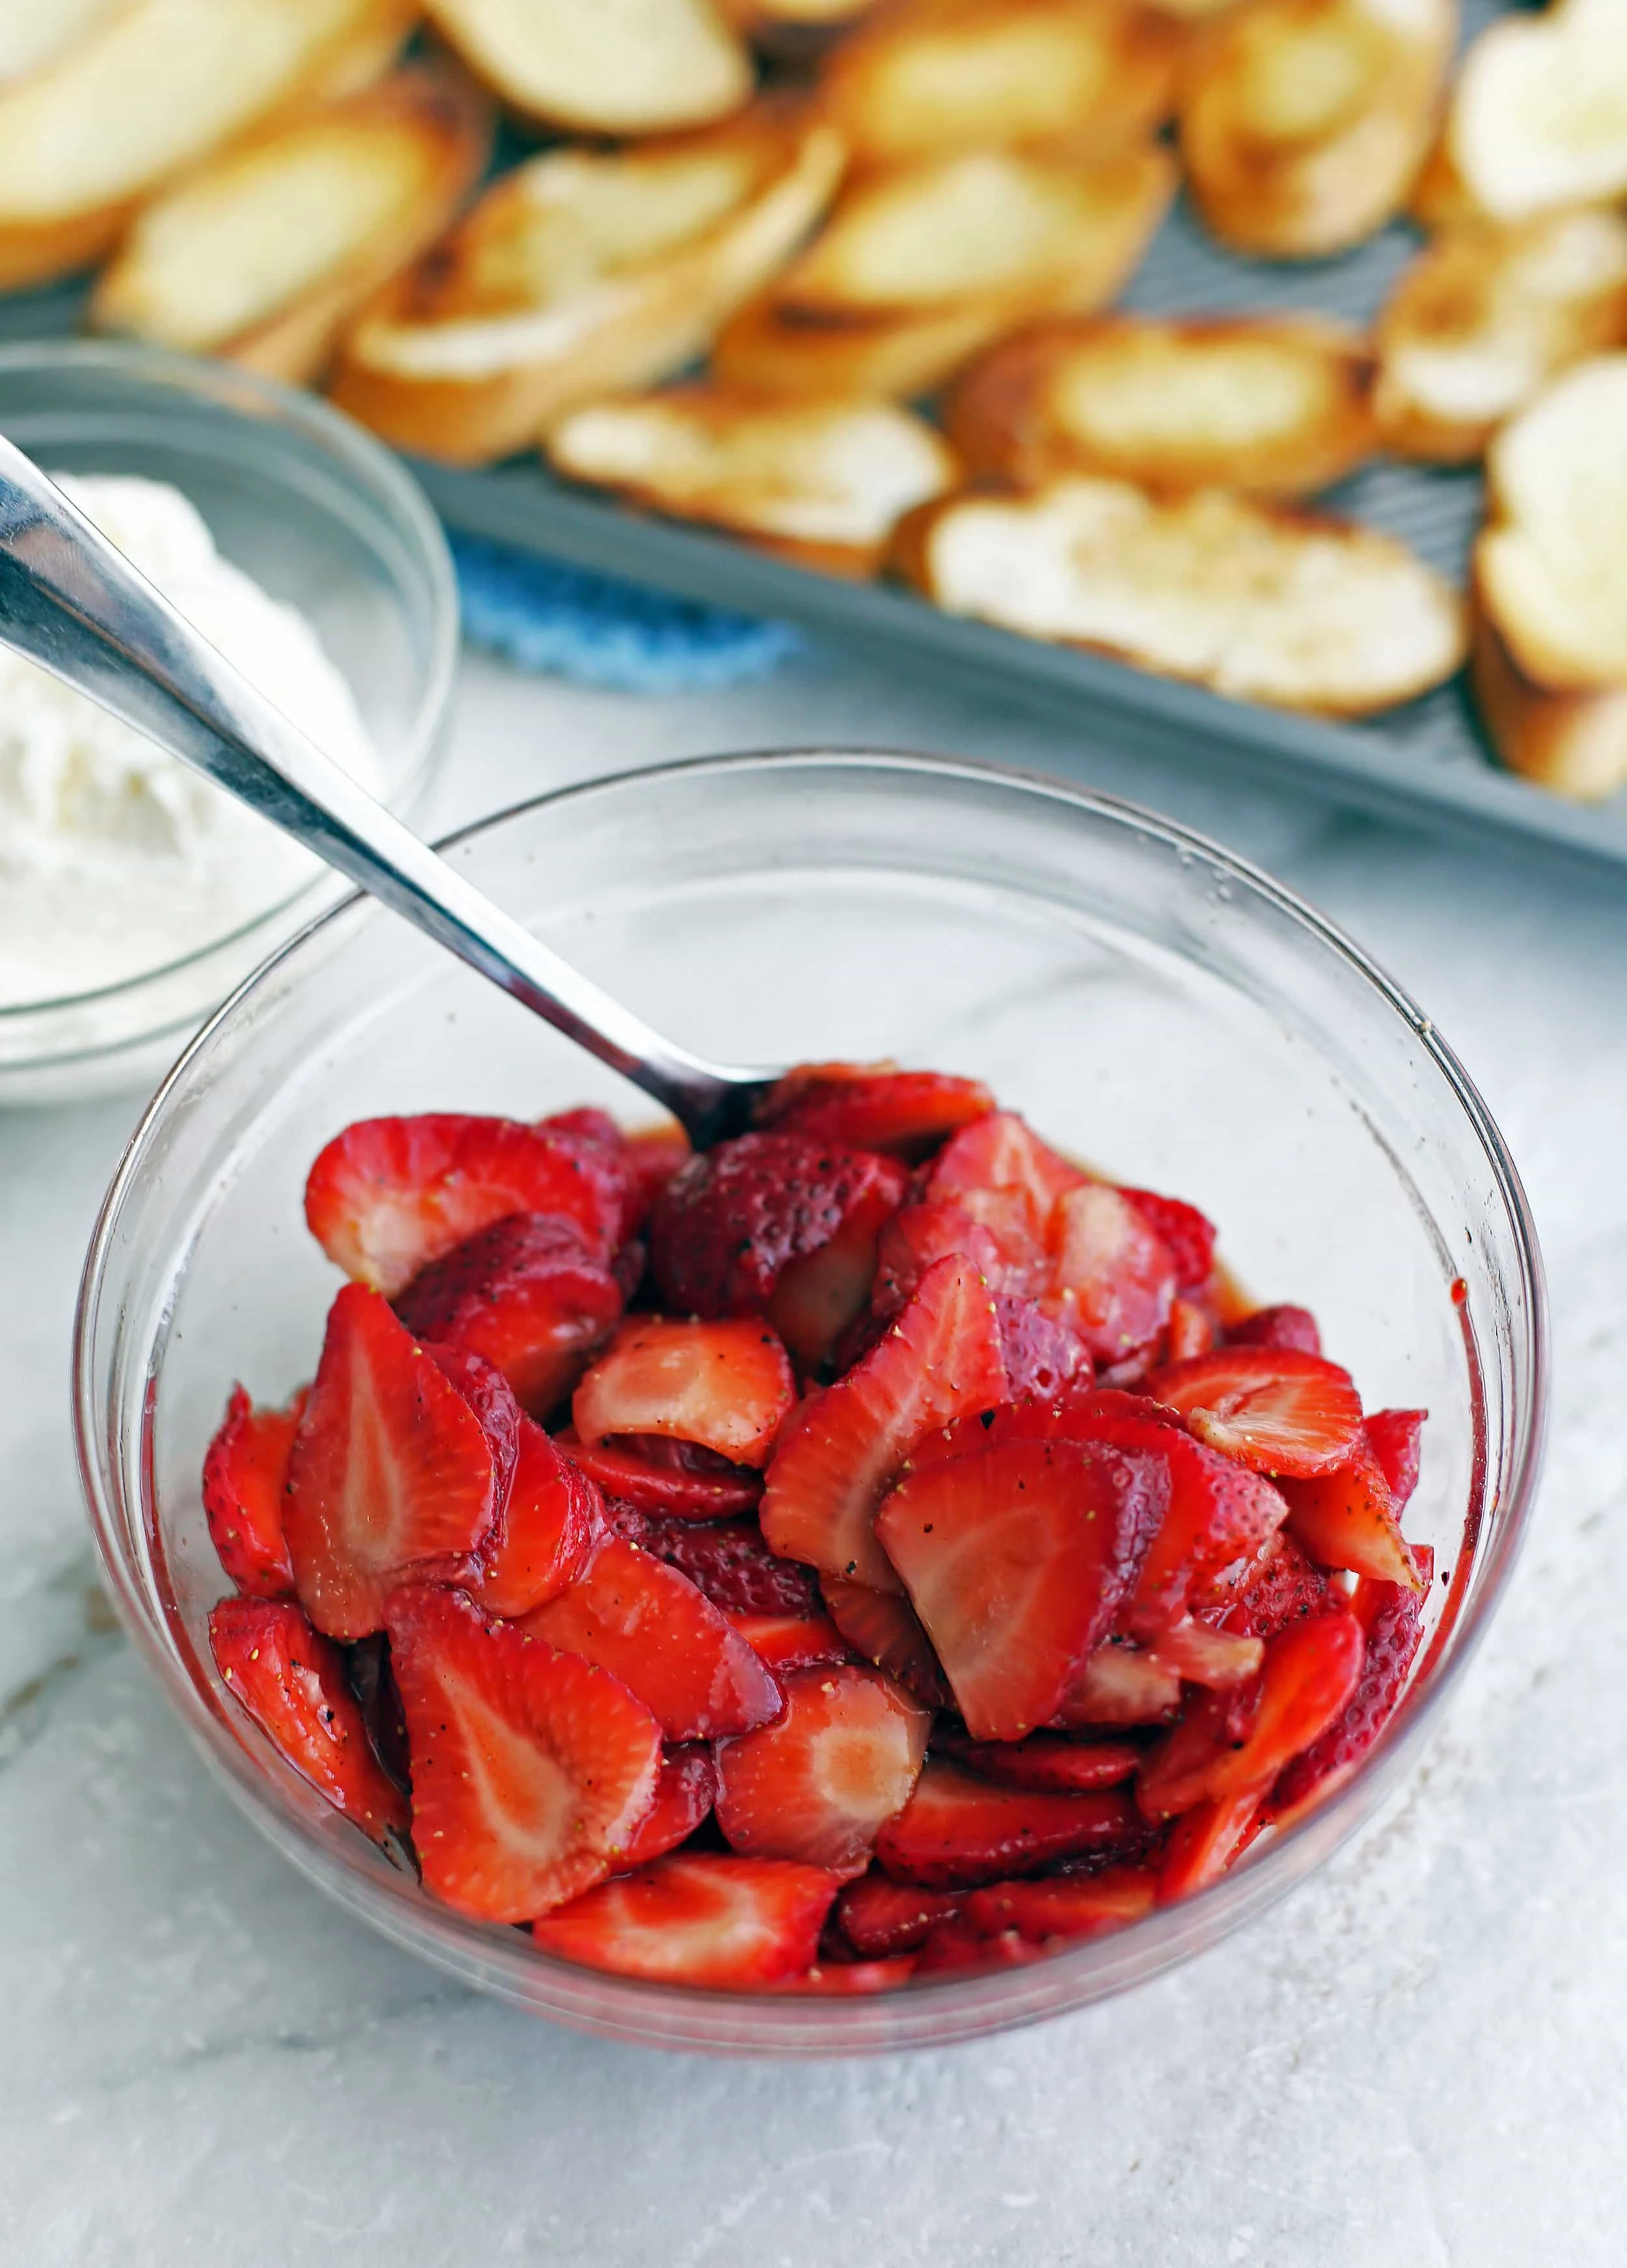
[0,438,756,1139]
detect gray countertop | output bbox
[3,643,1620,2267]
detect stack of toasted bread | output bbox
[8,0,1624,788]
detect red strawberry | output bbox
[1118,1188,1216,1291]
[648,1132,907,1358]
[387,1585,661,1922]
[774,1956,918,1993]
[305,1114,623,1296]
[573,1317,795,1469]
[1144,1617,1264,1689]
[913,1916,1041,1973]
[723,1611,855,1674]
[603,1505,823,1617]
[1052,1641,1182,1728]
[1135,1682,1260,1820]
[1158,1790,1268,1901]
[755,1062,994,1158]
[1227,1304,1322,1356]
[615,1743,718,1870]
[716,1663,931,1870]
[994,1294,1091,1398]
[202,1386,302,1597]
[875,1200,1015,1309]
[520,1535,782,1741]
[532,1852,841,1987]
[926,1110,1085,1236]
[1048,1183,1177,1364]
[1363,1407,1427,1510]
[819,1576,951,1708]
[835,1870,964,1956]
[621,1124,692,1233]
[394,1213,623,1419]
[1140,1608,1365,1818]
[875,1761,1143,1887]
[1274,1546,1434,1818]
[283,1286,499,1639]
[536,1105,624,1151]
[467,1415,598,1619]
[422,1341,520,1509]
[344,1632,412,1794]
[933,1728,1142,1794]
[877,1440,1165,1740]
[1164,1296,1217,1361]
[557,1429,763,1519]
[1214,1530,1332,1639]
[759,1255,1007,1591]
[210,1596,407,1840]
[1279,1443,1423,1589]
[964,1865,1156,1942]
[1143,1347,1363,1477]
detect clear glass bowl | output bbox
[74,752,1546,2056]
[0,340,457,1105]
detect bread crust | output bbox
[424,0,754,136]
[1471,599,1627,803]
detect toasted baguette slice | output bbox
[1376,212,1627,464]
[897,478,1466,715]
[819,0,1182,169]
[547,388,957,573]
[1180,0,1454,260]
[0,0,415,291]
[1475,355,1627,696]
[1447,0,1627,226]
[1407,130,1486,231]
[945,314,1376,495]
[0,0,121,88]
[713,144,1175,398]
[425,0,752,134]
[331,107,843,464]
[90,71,491,386]
[1471,602,1627,803]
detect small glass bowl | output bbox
[0,340,456,1105]
[74,752,1546,2056]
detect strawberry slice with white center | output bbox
[759,1253,1007,1591]
[209,1596,408,1842]
[1051,1640,1182,1728]
[614,1743,719,1871]
[1143,1346,1363,1477]
[964,1865,1156,1943]
[1143,1616,1265,1689]
[202,1385,304,1598]
[1279,1441,1423,1589]
[834,1870,964,1956]
[1047,1182,1177,1365]
[305,1114,623,1296]
[531,1851,842,1987]
[520,1535,783,1741]
[386,1585,662,1921]
[467,1414,599,1620]
[754,1062,995,1157]
[715,1663,931,1870]
[573,1317,795,1470]
[876,1761,1144,1887]
[927,1110,1086,1229]
[283,1286,499,1640]
[819,1576,951,1708]
[876,1439,1166,1740]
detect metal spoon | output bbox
[0,437,771,1144]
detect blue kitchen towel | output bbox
[451,531,805,692]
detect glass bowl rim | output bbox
[72,747,1550,2052]
[0,336,459,1024]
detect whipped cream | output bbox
[0,472,379,1007]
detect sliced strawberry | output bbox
[1227,1304,1323,1356]
[1280,1443,1423,1589]
[202,1385,302,1597]
[755,1062,994,1158]
[994,1294,1091,1398]
[1048,1182,1177,1365]
[1363,1407,1427,1510]
[1164,1296,1217,1361]
[926,1110,1086,1238]
[877,1440,1164,1740]
[536,1105,624,1151]
[394,1212,623,1419]
[820,1576,951,1708]
[344,1631,412,1794]
[387,1585,661,1921]
[724,1611,855,1674]
[467,1414,598,1619]
[933,1728,1142,1793]
[305,1114,622,1296]
[621,1123,692,1234]
[603,1505,822,1617]
[1274,1547,1434,1818]
[1052,1641,1183,1727]
[716,1663,931,1870]
[1117,1188,1216,1291]
[1135,1682,1260,1820]
[1214,1530,1332,1639]
[964,1865,1156,1942]
[913,1916,1041,1973]
[210,1596,408,1840]
[283,1285,498,1639]
[775,1956,918,1993]
[759,1255,1007,1591]
[532,1851,840,1987]
[573,1317,795,1470]
[834,1869,964,1956]
[1158,1790,1268,1901]
[519,1534,782,1741]
[615,1743,718,1870]
[1143,1347,1363,1477]
[875,1761,1143,1887]
[648,1131,907,1358]
[1140,1608,1365,1819]
[557,1428,762,1519]
[875,1199,1014,1309]
[1145,1617,1264,1689]
[422,1341,520,1510]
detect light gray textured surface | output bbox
[1,644,1621,2267]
